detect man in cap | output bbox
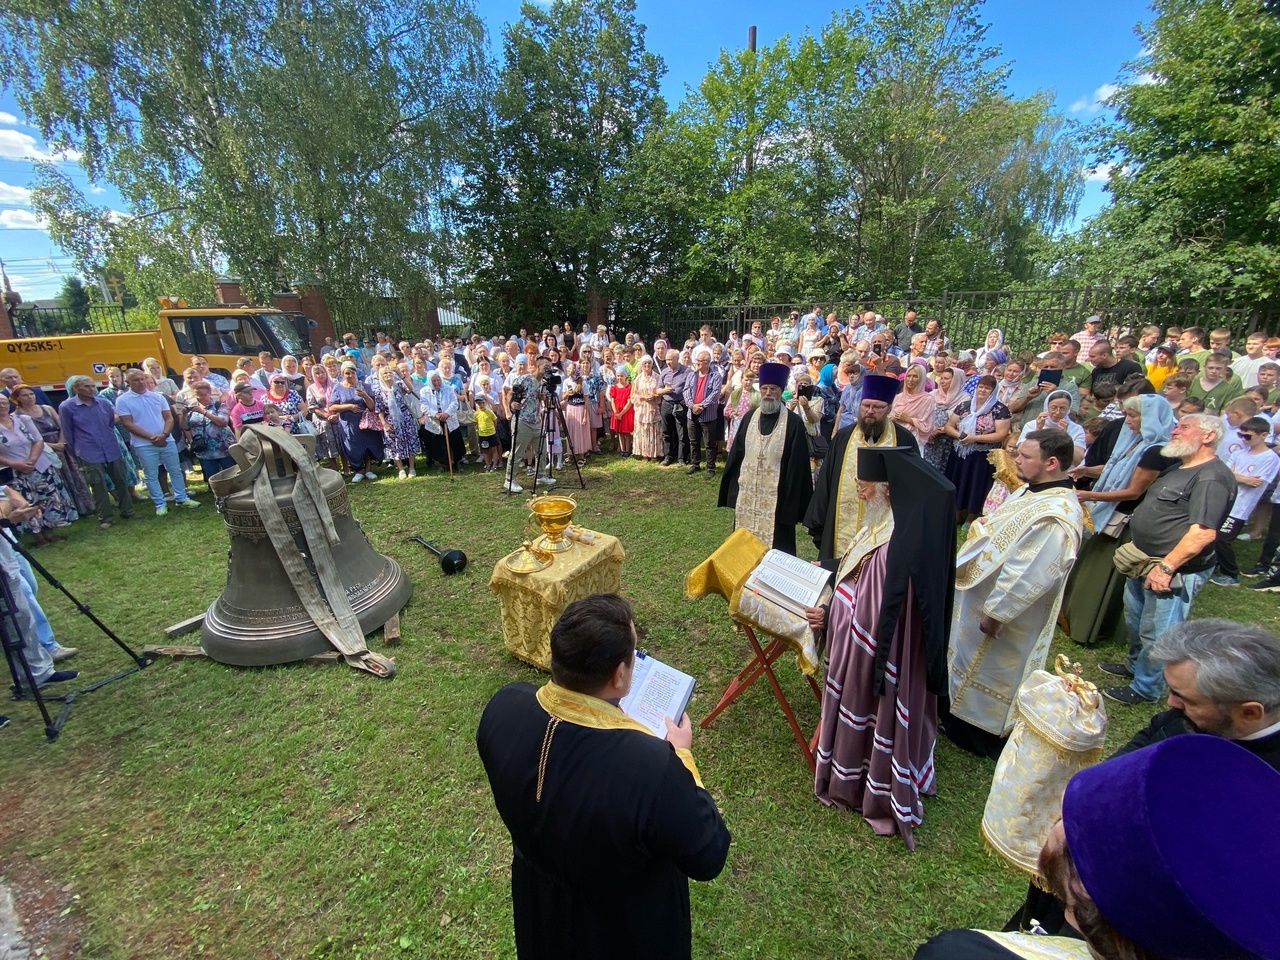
[943,429,1084,759]
[718,361,814,554]
[916,735,1280,960]
[476,593,731,960]
[1071,313,1105,354]
[804,374,920,561]
[806,447,956,849]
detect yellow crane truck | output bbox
[0,302,314,401]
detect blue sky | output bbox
[0,0,1152,302]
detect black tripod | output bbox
[1,525,148,741]
[531,383,586,491]
[505,378,587,494]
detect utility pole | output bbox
[741,26,756,305]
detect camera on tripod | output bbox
[540,366,562,393]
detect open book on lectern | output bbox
[741,549,833,619]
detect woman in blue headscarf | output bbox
[1059,394,1178,647]
[816,363,840,441]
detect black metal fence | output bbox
[328,297,425,342]
[641,288,1280,352]
[7,304,132,338]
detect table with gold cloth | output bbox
[489,533,626,671]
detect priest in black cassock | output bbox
[805,373,921,561]
[476,593,731,960]
[717,361,814,554]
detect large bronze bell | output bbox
[201,427,412,669]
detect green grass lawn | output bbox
[2,459,1275,959]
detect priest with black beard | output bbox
[805,373,921,561]
[718,361,814,554]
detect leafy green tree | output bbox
[454,0,665,328]
[56,275,92,327]
[2,0,489,307]
[1078,0,1280,302]
[625,0,1083,306]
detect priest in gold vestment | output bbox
[943,429,1085,759]
[718,362,814,554]
[804,374,921,561]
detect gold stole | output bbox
[832,425,899,558]
[976,932,1094,960]
[834,514,894,586]
[955,487,1082,591]
[735,410,787,546]
[535,682,703,787]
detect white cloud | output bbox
[0,128,81,163]
[1083,162,1116,183]
[87,184,107,194]
[0,181,32,206]
[0,111,18,125]
[1070,82,1120,114]
[0,209,45,230]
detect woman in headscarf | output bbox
[372,362,420,478]
[816,363,840,441]
[923,367,967,472]
[995,358,1028,408]
[279,355,306,393]
[1060,394,1177,647]
[263,373,307,434]
[329,362,383,482]
[943,375,1011,524]
[631,355,663,461]
[973,328,1004,367]
[889,362,936,451]
[1019,389,1087,465]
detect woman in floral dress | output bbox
[631,356,663,461]
[372,363,421,479]
[0,391,78,544]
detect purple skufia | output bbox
[757,362,789,391]
[860,374,902,405]
[1062,735,1280,960]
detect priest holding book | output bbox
[804,447,957,850]
[476,593,731,960]
[718,361,814,554]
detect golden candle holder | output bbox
[528,494,577,553]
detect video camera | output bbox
[540,366,562,393]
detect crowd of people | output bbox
[473,306,1280,960]
[4,307,1279,955]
